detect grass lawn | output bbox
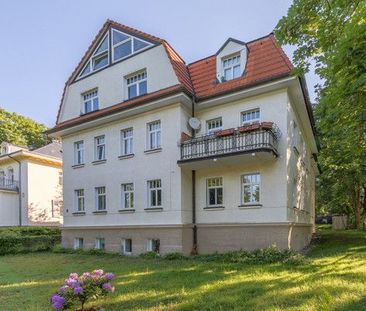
[1,227,366,310]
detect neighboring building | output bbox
[0,141,63,226]
[48,20,319,255]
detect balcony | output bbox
[0,178,19,192]
[178,122,281,168]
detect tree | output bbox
[0,108,49,148]
[275,0,366,228]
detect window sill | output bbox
[80,109,99,116]
[92,159,107,165]
[93,210,107,215]
[118,154,134,160]
[238,204,262,209]
[72,211,86,216]
[144,148,162,154]
[72,164,85,169]
[118,209,135,213]
[204,206,225,210]
[144,207,163,212]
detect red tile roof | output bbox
[54,21,293,131]
[188,34,293,100]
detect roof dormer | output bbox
[216,38,248,83]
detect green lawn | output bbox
[1,227,366,310]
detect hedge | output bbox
[0,227,61,255]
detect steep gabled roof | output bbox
[56,20,193,124]
[188,34,293,100]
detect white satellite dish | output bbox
[188,117,201,130]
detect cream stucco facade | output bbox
[50,21,318,255]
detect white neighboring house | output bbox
[48,20,319,255]
[0,141,63,226]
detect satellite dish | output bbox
[188,117,201,130]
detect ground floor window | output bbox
[241,173,260,204]
[74,237,83,250]
[206,177,223,207]
[95,238,105,250]
[147,239,160,253]
[121,239,132,255]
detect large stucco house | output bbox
[48,20,318,255]
[0,141,63,226]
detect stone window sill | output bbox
[238,204,262,209]
[72,164,85,169]
[118,154,134,160]
[92,159,107,165]
[118,209,135,213]
[144,148,162,155]
[93,210,107,215]
[144,207,163,212]
[72,211,86,216]
[204,206,225,210]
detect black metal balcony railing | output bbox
[179,122,281,162]
[0,178,19,191]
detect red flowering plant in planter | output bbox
[50,269,115,311]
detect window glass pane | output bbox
[134,38,149,51]
[95,36,108,55]
[84,100,92,113]
[139,80,147,95]
[92,98,99,110]
[151,190,156,206]
[114,40,132,61]
[80,62,91,77]
[93,53,108,70]
[224,68,232,80]
[209,189,216,205]
[233,65,241,78]
[157,189,162,206]
[112,30,129,45]
[128,84,137,99]
[217,188,223,204]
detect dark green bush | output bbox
[163,252,187,260]
[139,251,160,259]
[0,227,61,255]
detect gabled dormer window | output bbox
[222,54,241,81]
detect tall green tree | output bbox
[275,0,366,227]
[0,108,49,149]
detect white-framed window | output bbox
[147,179,162,208]
[7,167,14,183]
[94,135,106,161]
[95,186,106,211]
[82,90,99,114]
[75,189,85,212]
[241,173,261,204]
[206,177,223,207]
[74,238,84,250]
[95,238,105,250]
[147,120,161,150]
[74,141,84,165]
[112,29,152,62]
[0,170,4,184]
[121,239,132,255]
[222,54,241,81]
[0,146,7,155]
[206,117,223,134]
[241,109,260,125]
[126,71,147,99]
[121,128,133,155]
[147,239,160,253]
[121,183,134,209]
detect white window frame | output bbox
[74,238,84,250]
[241,108,260,125]
[222,53,241,81]
[147,239,160,253]
[95,186,106,211]
[206,117,223,134]
[94,135,106,161]
[74,141,84,165]
[74,189,85,212]
[7,167,14,183]
[82,89,99,114]
[125,70,147,100]
[147,120,161,150]
[147,179,162,208]
[121,183,134,209]
[241,173,261,205]
[121,238,132,255]
[95,238,105,250]
[121,128,133,156]
[206,177,223,207]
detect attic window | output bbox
[222,54,241,81]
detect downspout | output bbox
[8,154,22,226]
[190,96,198,255]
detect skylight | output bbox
[77,28,153,79]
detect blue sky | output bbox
[0,0,318,127]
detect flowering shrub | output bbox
[50,269,115,310]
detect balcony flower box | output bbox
[216,128,235,137]
[261,122,273,130]
[238,123,260,133]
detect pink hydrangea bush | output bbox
[50,269,115,310]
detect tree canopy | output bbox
[275,0,366,227]
[0,108,49,149]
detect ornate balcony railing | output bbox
[0,178,19,191]
[179,122,281,162]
